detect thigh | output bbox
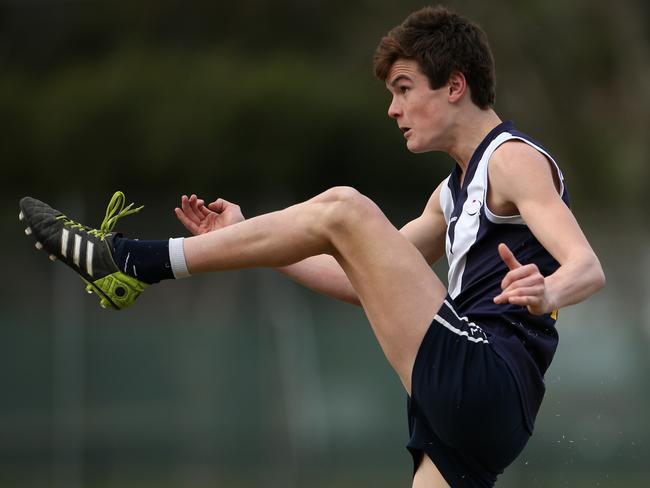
[323,189,447,394]
[412,453,450,488]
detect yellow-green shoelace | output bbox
[56,191,144,240]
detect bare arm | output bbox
[490,142,605,314]
[277,184,448,306]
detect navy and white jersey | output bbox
[439,120,570,429]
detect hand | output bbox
[174,194,245,236]
[493,243,555,315]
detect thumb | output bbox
[208,198,228,213]
[498,243,521,270]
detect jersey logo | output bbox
[465,199,482,216]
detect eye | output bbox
[399,85,410,94]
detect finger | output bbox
[179,194,188,211]
[494,287,543,306]
[174,207,199,234]
[181,194,202,224]
[507,295,536,305]
[197,201,212,217]
[501,264,540,290]
[194,197,208,214]
[180,195,194,222]
[189,195,204,214]
[506,296,545,315]
[190,198,206,220]
[500,285,545,300]
[498,243,521,271]
[180,195,193,218]
[501,272,544,294]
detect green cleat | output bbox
[19,191,148,310]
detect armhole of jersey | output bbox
[483,135,565,225]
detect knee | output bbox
[316,186,381,230]
[318,186,363,206]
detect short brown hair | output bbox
[373,6,496,109]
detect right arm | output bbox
[175,185,448,306]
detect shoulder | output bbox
[489,139,562,205]
[490,140,551,177]
[491,140,557,186]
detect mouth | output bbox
[400,126,412,138]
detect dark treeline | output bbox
[1,0,648,217]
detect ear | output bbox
[447,71,467,103]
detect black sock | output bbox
[111,236,174,284]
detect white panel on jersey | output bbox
[447,132,513,298]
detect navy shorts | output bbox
[407,298,531,487]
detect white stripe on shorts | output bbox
[433,309,489,344]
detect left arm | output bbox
[491,142,605,314]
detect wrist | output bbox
[543,277,560,314]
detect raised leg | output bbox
[184,187,447,393]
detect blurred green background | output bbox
[1,0,649,486]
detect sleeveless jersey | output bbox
[439,120,569,430]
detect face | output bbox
[385,59,453,153]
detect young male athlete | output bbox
[19,6,605,487]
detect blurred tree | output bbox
[1,0,647,218]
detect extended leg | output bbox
[183,187,447,393]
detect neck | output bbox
[446,108,502,175]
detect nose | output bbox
[387,96,401,119]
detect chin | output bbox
[406,140,431,154]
